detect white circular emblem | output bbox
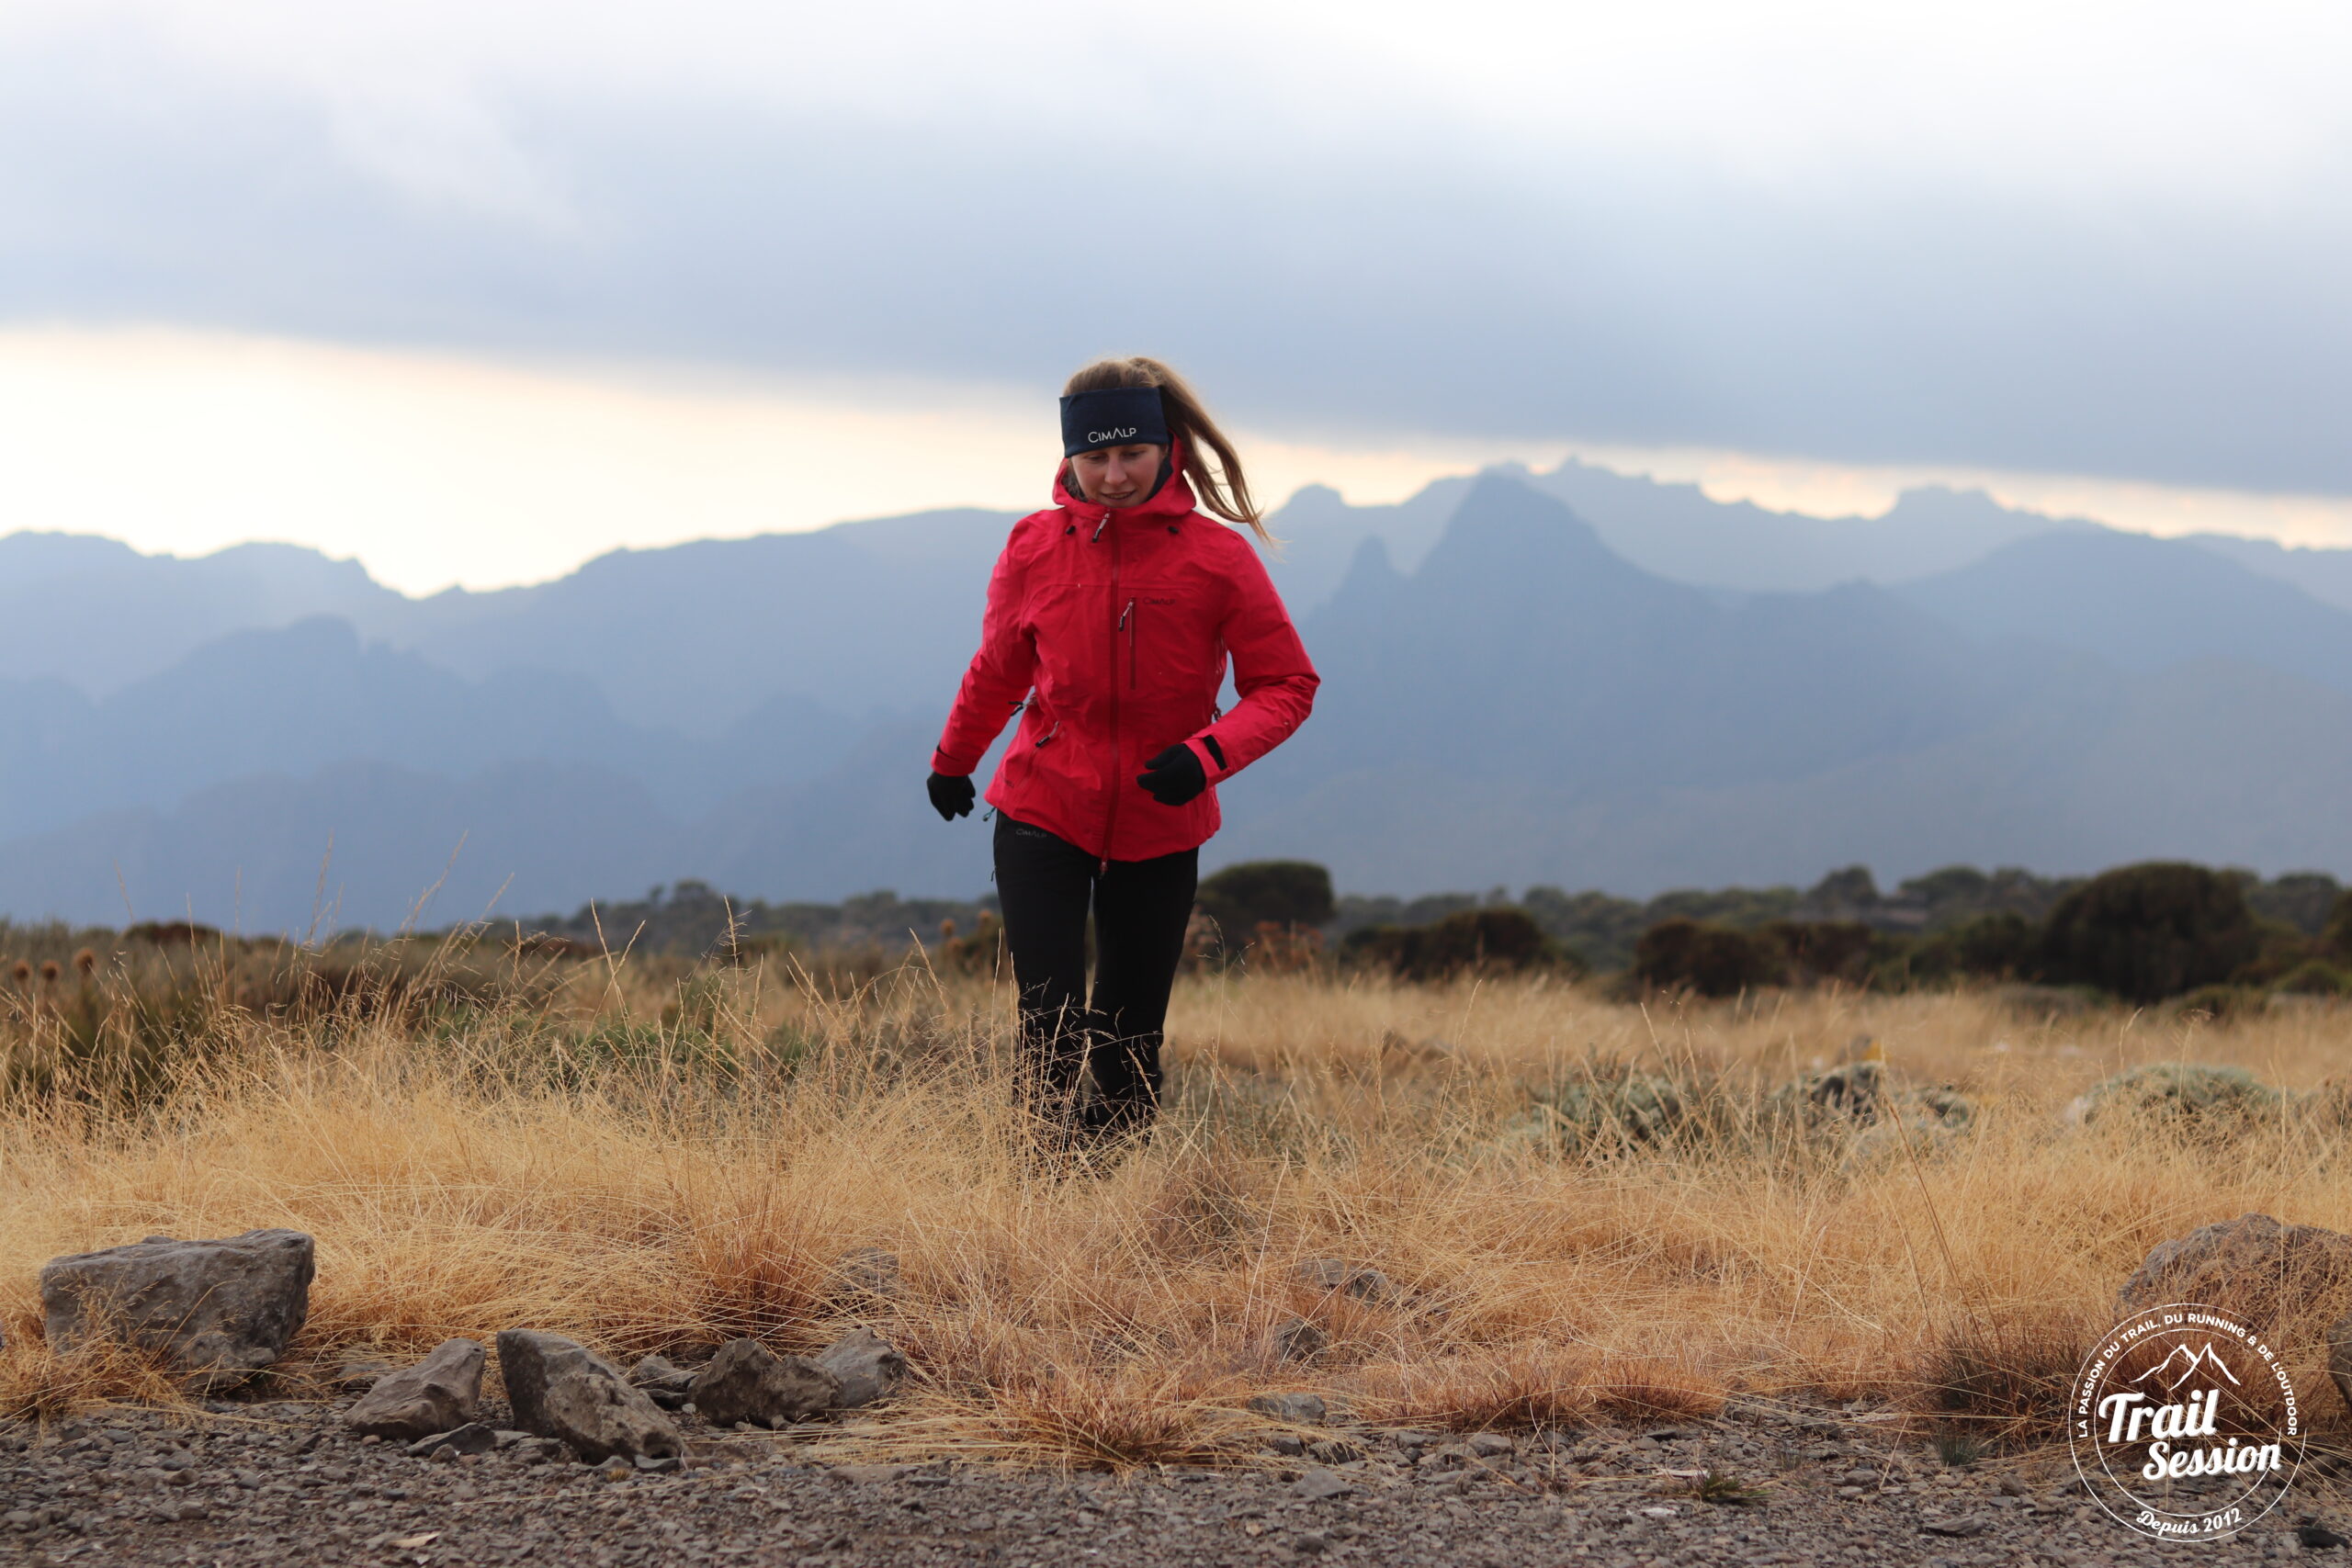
[2070,1301,2302,1541]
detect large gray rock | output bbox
[2117,1213,2352,1326]
[344,1337,485,1438]
[38,1229,314,1393]
[690,1337,840,1428]
[495,1330,684,1462]
[811,1326,906,1409]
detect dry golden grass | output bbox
[5,953,2351,1466]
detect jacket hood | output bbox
[1052,436,1198,526]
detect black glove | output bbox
[927,771,975,820]
[1136,745,1207,807]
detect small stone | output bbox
[1248,1393,1328,1425]
[635,1454,684,1473]
[1292,1468,1351,1501]
[810,1326,906,1409]
[1269,1435,1306,1457]
[1840,1467,1877,1486]
[1269,1317,1329,1362]
[1306,1438,1363,1465]
[1292,1530,1331,1555]
[347,1338,486,1439]
[1465,1432,1513,1459]
[330,1359,397,1393]
[174,1502,209,1522]
[1293,1259,1399,1306]
[406,1422,497,1459]
[628,1353,696,1393]
[1919,1516,1988,1538]
[691,1338,840,1428]
[829,1464,909,1484]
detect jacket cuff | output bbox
[932,746,976,777]
[1183,734,1227,781]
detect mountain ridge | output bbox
[5,465,2352,927]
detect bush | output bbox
[1196,861,1335,953]
[2035,862,2259,1003]
[1630,919,1782,998]
[2327,890,2352,964]
[1763,920,1875,986]
[2275,959,2350,997]
[2175,982,2265,1021]
[1342,908,1566,981]
[2068,1063,2281,1129]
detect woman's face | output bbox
[1069,443,1166,508]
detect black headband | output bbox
[1060,387,1170,457]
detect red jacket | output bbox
[933,445,1319,862]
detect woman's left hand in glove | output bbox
[1136,745,1207,807]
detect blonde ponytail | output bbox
[1061,357,1276,546]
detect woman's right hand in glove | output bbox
[927,771,976,821]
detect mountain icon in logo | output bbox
[2132,1342,2244,1393]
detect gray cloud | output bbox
[6,23,2352,495]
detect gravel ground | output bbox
[4,1396,2345,1566]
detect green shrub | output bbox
[2326,889,2352,964]
[2034,863,2259,1003]
[2275,959,2350,997]
[1341,908,1566,981]
[1534,1071,1690,1147]
[1196,861,1336,952]
[2175,982,2265,1021]
[2068,1063,2281,1129]
[1630,918,1783,997]
[1763,920,1877,986]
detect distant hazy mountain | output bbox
[1896,529,2352,694]
[6,464,2352,929]
[1522,461,2101,592]
[0,533,402,695]
[2185,532,2352,615]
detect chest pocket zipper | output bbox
[1120,599,1136,688]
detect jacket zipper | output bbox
[1121,598,1136,687]
[1101,518,1124,872]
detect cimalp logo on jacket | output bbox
[1087,427,1139,445]
[2071,1303,2301,1541]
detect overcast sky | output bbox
[5,1,2351,589]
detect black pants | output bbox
[992,813,1198,1138]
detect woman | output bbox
[926,357,1318,1145]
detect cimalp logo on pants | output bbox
[2071,1302,2302,1541]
